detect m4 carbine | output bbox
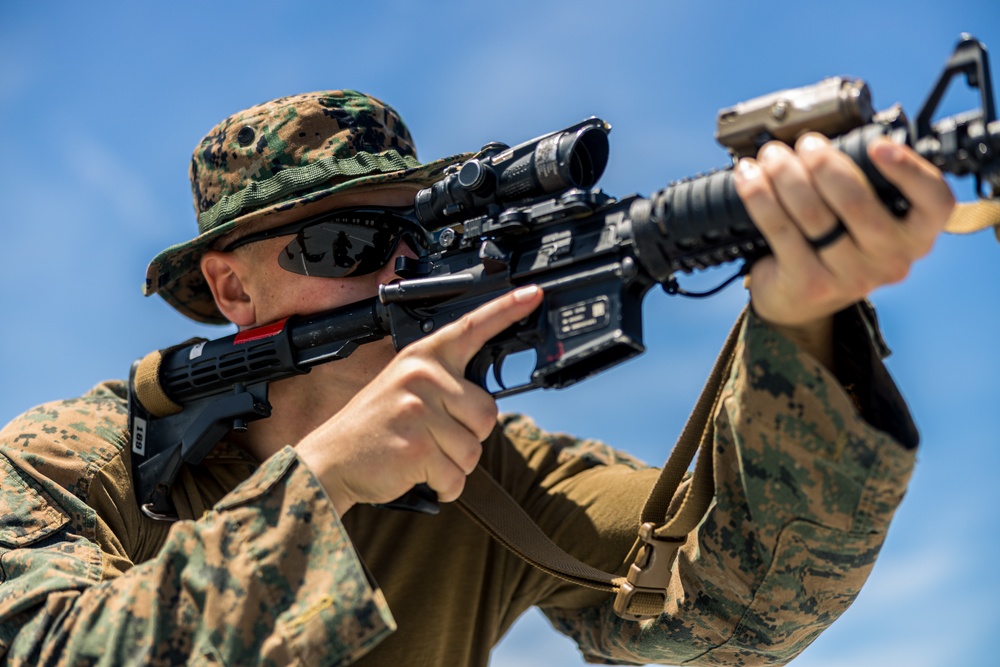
[130,35,1000,519]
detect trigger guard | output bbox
[491,348,509,391]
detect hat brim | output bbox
[145,152,471,325]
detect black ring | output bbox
[808,221,848,251]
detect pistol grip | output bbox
[373,483,440,514]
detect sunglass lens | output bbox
[277,223,399,278]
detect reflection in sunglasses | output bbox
[222,207,426,279]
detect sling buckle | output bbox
[613,522,683,621]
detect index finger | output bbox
[430,285,544,374]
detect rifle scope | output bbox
[415,117,610,230]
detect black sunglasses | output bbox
[221,207,427,278]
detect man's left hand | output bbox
[733,132,955,364]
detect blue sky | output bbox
[2,2,999,665]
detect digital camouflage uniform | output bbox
[0,91,918,666]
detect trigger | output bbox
[492,349,509,391]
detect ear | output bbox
[200,250,257,327]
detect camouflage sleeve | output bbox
[0,441,394,666]
[542,305,917,666]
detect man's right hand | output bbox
[295,285,544,517]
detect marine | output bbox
[0,89,954,665]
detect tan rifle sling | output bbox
[456,310,746,621]
[944,200,1000,239]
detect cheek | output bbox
[324,273,385,304]
[263,274,381,322]
[249,243,406,323]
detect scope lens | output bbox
[564,126,609,188]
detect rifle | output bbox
[129,35,1000,520]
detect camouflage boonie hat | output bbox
[144,90,471,324]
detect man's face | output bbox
[229,187,421,327]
